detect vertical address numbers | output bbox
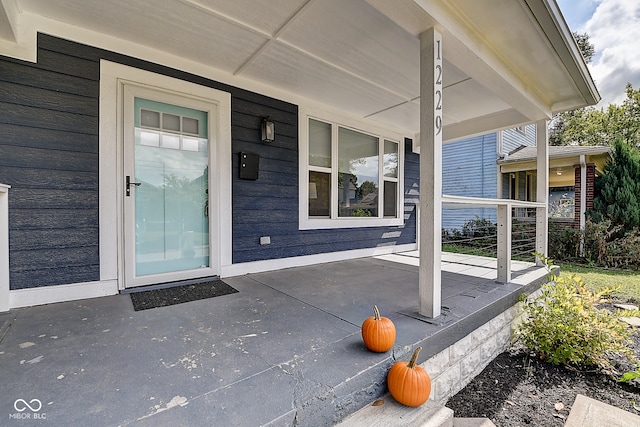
[434,38,443,136]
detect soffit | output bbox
[7,0,599,138]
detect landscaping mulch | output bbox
[447,307,640,426]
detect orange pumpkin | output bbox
[361,305,396,352]
[387,346,431,407]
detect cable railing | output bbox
[442,212,538,261]
[441,196,546,282]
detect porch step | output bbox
[453,418,496,427]
[335,395,454,427]
[564,394,640,427]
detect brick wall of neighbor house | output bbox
[586,164,595,211]
[574,166,580,224]
[573,163,596,225]
[0,34,417,289]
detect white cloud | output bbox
[583,0,640,106]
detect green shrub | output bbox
[581,218,612,266]
[549,218,640,270]
[592,139,640,235]
[518,273,634,371]
[548,222,582,261]
[462,216,496,238]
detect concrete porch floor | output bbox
[0,252,547,426]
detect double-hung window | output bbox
[301,114,404,229]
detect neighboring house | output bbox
[0,1,599,314]
[442,124,537,230]
[442,128,611,232]
[498,145,612,227]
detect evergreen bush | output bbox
[591,138,640,235]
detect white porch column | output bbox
[579,155,587,230]
[418,28,442,318]
[579,155,587,256]
[535,120,549,264]
[0,184,10,312]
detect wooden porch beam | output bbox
[418,27,442,319]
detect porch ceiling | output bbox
[3,0,599,139]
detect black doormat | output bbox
[130,280,238,311]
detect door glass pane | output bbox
[309,119,332,168]
[140,130,160,147]
[182,117,199,135]
[134,97,209,277]
[162,113,181,132]
[141,109,160,128]
[309,171,331,217]
[162,134,180,150]
[182,137,199,152]
[338,127,378,218]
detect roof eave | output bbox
[524,0,601,110]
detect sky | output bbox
[556,0,640,108]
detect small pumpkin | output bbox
[361,305,396,352]
[387,346,431,407]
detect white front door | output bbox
[122,84,219,288]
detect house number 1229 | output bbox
[435,39,442,136]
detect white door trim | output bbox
[99,60,232,290]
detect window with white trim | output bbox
[302,116,403,229]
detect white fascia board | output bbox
[413,0,553,122]
[523,0,600,107]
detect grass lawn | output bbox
[562,264,640,303]
[441,246,640,302]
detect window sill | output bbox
[299,217,404,230]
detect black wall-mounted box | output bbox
[239,152,259,180]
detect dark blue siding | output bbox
[0,37,100,289]
[0,34,417,288]
[233,137,418,263]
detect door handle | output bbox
[126,175,142,197]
